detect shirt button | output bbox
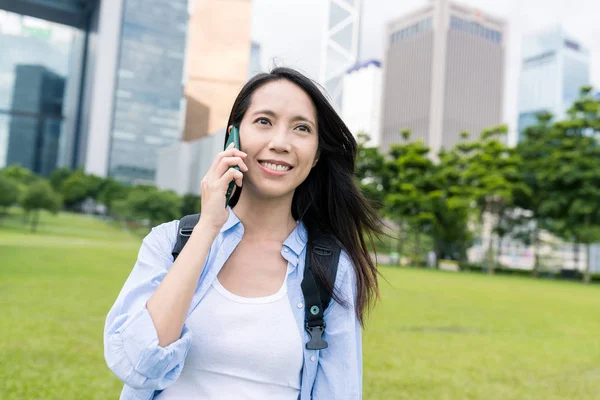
[310,355,316,362]
[297,302,303,309]
[284,248,289,253]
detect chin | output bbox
[248,182,297,201]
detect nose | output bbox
[268,127,292,153]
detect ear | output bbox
[312,152,320,168]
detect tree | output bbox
[459,125,530,274]
[98,178,130,214]
[355,132,390,210]
[0,164,37,184]
[515,111,555,276]
[535,87,600,283]
[180,193,201,216]
[385,130,439,265]
[60,170,104,210]
[0,175,20,215]
[435,134,476,263]
[21,180,62,232]
[49,167,74,191]
[126,186,181,227]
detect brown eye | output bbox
[255,118,271,125]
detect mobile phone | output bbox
[224,126,241,207]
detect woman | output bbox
[104,67,382,400]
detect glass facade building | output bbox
[7,65,65,176]
[1,1,189,184]
[0,11,77,174]
[517,27,589,141]
[109,0,188,185]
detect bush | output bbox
[21,180,62,232]
[180,193,201,216]
[0,175,20,213]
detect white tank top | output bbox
[155,272,303,400]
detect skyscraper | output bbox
[517,26,589,140]
[380,0,506,155]
[0,12,74,171]
[103,0,189,185]
[182,0,252,143]
[6,65,65,176]
[320,0,362,109]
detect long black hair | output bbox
[224,67,383,325]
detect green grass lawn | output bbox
[1,211,599,399]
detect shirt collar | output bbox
[220,206,242,233]
[283,220,308,257]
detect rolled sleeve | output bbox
[312,251,363,400]
[104,221,192,390]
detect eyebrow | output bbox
[252,109,316,127]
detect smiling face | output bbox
[235,79,319,202]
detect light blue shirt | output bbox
[104,208,363,400]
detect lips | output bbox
[257,159,294,175]
[258,159,294,172]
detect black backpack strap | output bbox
[301,233,341,350]
[172,214,200,261]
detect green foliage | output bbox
[385,131,439,263]
[0,164,37,185]
[60,170,105,210]
[448,125,529,273]
[21,180,62,232]
[125,186,181,227]
[528,87,600,282]
[0,175,20,212]
[0,164,40,199]
[49,167,74,191]
[98,178,130,214]
[180,193,201,216]
[355,132,389,210]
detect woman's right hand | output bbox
[198,142,248,232]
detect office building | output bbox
[1,1,189,184]
[341,60,382,146]
[6,65,65,176]
[182,0,252,142]
[0,11,73,170]
[103,0,189,184]
[380,0,506,155]
[320,0,362,109]
[1,0,259,186]
[156,128,224,196]
[517,26,589,140]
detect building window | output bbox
[450,15,501,44]
[391,17,433,45]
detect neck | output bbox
[233,190,297,242]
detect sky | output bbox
[250,0,600,145]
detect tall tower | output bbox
[380,0,506,155]
[517,26,589,141]
[320,0,362,109]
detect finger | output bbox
[215,156,248,177]
[219,168,244,188]
[207,146,248,177]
